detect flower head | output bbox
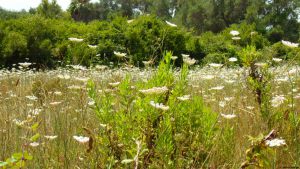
[44,135,58,140]
[29,142,40,147]
[272,58,282,62]
[114,51,127,58]
[73,135,90,143]
[229,57,238,62]
[282,40,299,48]
[139,86,168,95]
[230,30,240,36]
[177,95,191,101]
[68,37,84,42]
[209,63,223,68]
[220,113,236,119]
[19,62,32,68]
[150,101,169,111]
[232,37,241,40]
[265,138,286,147]
[165,21,177,27]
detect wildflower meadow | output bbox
[1,0,300,168]
[0,51,299,168]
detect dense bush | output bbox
[0,14,299,69]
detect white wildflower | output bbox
[95,65,108,71]
[183,57,197,65]
[209,86,224,91]
[177,95,190,101]
[220,113,236,119]
[68,85,84,90]
[75,77,89,82]
[71,65,87,70]
[272,58,282,62]
[88,45,97,49]
[73,135,90,143]
[275,77,289,82]
[265,138,286,147]
[201,75,214,80]
[13,119,26,126]
[57,74,71,80]
[142,60,153,66]
[150,101,169,111]
[219,101,226,107]
[181,54,190,59]
[127,19,134,23]
[54,91,62,96]
[30,108,42,116]
[224,97,234,101]
[165,21,177,27]
[230,30,240,36]
[228,57,238,62]
[271,95,285,107]
[171,56,178,60]
[281,40,299,48]
[232,36,241,40]
[109,82,120,87]
[68,37,84,42]
[254,62,267,67]
[49,101,62,106]
[29,142,40,147]
[114,51,127,58]
[139,86,168,95]
[26,95,38,101]
[44,135,58,140]
[88,100,95,106]
[209,63,223,68]
[19,62,32,68]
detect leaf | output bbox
[31,122,39,131]
[15,160,25,168]
[30,133,40,142]
[23,152,33,160]
[121,159,134,164]
[12,153,22,160]
[0,161,8,167]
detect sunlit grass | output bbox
[0,62,300,168]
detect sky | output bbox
[0,0,98,11]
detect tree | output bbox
[37,0,63,18]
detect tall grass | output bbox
[0,55,299,168]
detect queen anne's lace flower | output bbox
[281,40,299,48]
[265,138,286,147]
[68,37,84,42]
[177,95,191,101]
[165,21,177,27]
[230,30,240,36]
[220,113,236,119]
[114,51,127,58]
[150,101,169,111]
[73,136,90,143]
[139,86,168,95]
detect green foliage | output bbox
[0,152,33,169]
[1,31,28,67]
[238,45,261,67]
[0,2,299,68]
[86,52,218,167]
[37,0,63,18]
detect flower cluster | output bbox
[139,86,168,95]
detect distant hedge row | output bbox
[0,15,299,69]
